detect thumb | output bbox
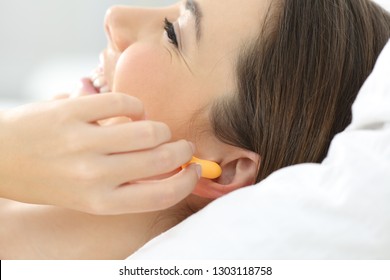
[51,93,71,100]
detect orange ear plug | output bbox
[183,157,222,179]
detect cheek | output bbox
[113,44,171,104]
[112,44,201,139]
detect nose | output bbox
[104,6,137,52]
[104,6,166,52]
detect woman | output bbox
[1,0,389,259]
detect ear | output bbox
[193,150,260,199]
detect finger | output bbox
[95,121,172,154]
[98,116,132,126]
[51,93,70,100]
[65,93,145,122]
[105,140,194,184]
[70,91,90,98]
[104,164,201,214]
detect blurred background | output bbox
[0,0,176,108]
[0,0,389,108]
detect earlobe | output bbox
[193,152,260,199]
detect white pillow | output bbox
[129,41,390,259]
[373,0,390,12]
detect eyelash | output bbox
[164,18,179,48]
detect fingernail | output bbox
[194,164,202,178]
[188,141,196,153]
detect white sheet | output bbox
[129,40,390,259]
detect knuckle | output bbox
[160,123,172,141]
[64,132,88,153]
[72,160,103,183]
[110,93,128,113]
[63,128,97,153]
[155,148,175,169]
[139,123,159,145]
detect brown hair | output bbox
[211,0,390,182]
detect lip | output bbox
[76,48,114,97]
[79,77,99,94]
[80,51,111,95]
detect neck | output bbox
[146,194,212,241]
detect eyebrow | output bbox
[185,0,203,43]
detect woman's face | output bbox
[96,0,270,150]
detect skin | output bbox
[104,0,263,143]
[103,0,264,197]
[0,0,268,259]
[0,94,199,215]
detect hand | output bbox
[0,93,200,215]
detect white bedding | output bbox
[129,40,390,259]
